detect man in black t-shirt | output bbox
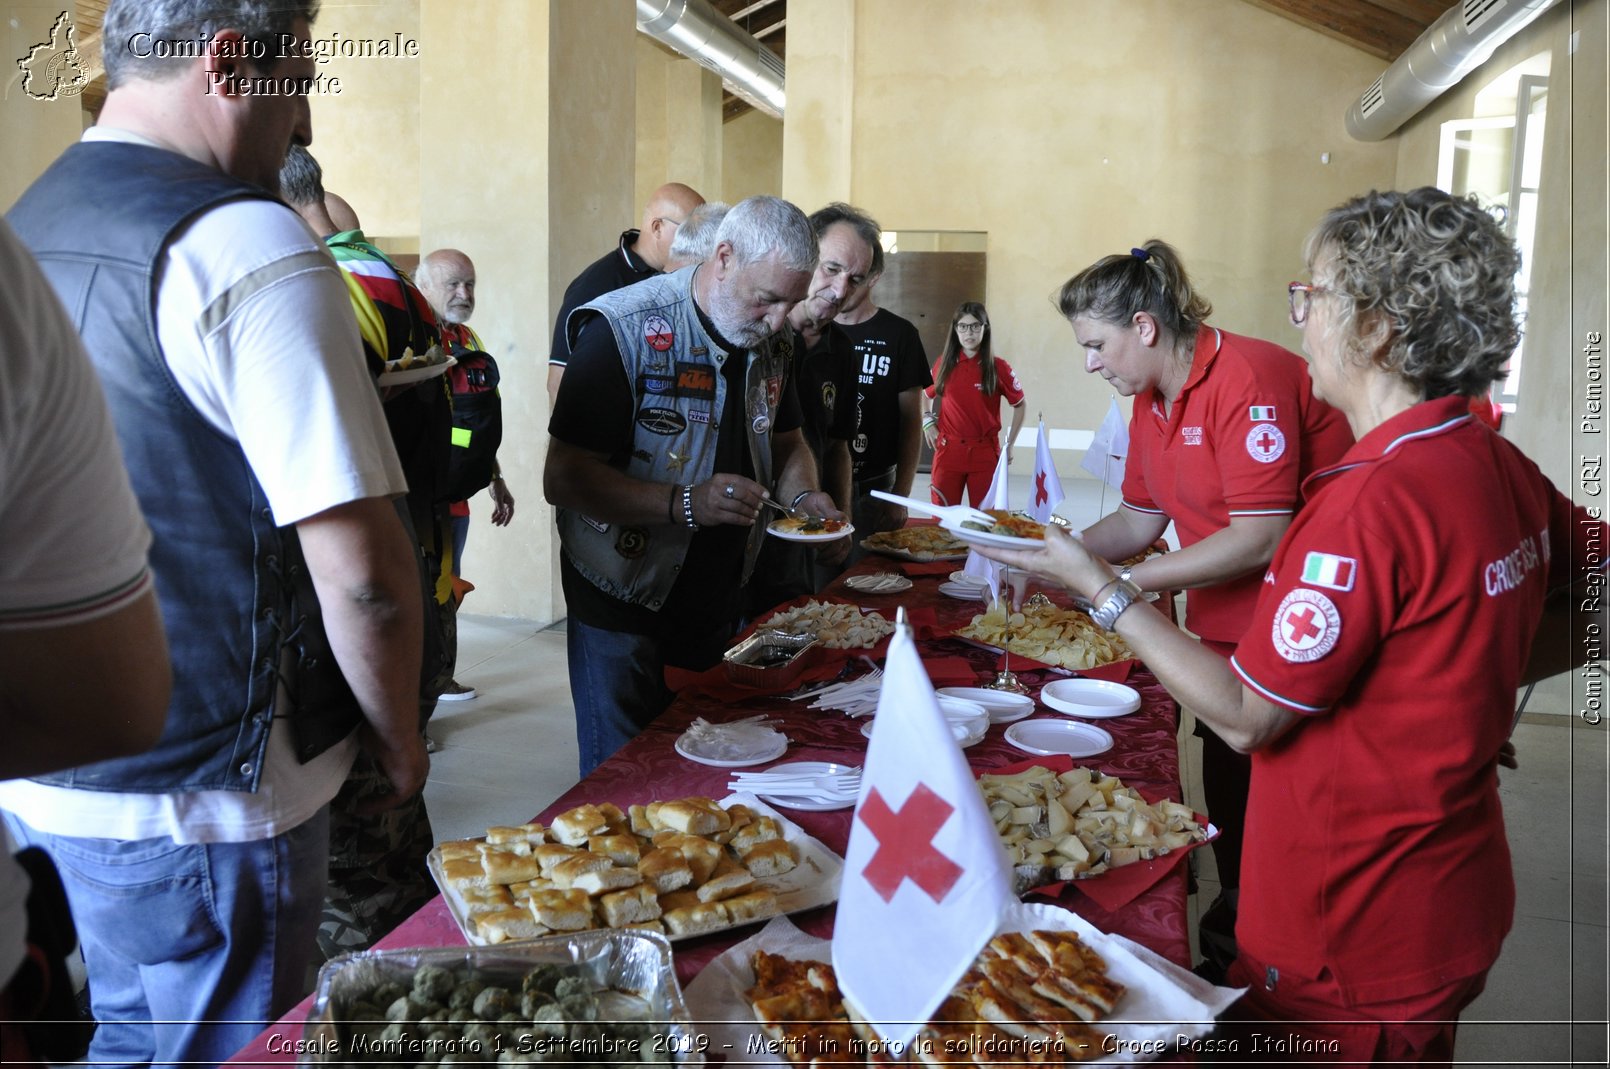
[545,196,838,775]
[545,182,705,406]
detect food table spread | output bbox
[225,540,1193,1064]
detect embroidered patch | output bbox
[675,362,716,400]
[640,374,674,395]
[636,407,687,435]
[687,409,710,425]
[1250,405,1277,421]
[1246,423,1286,464]
[1182,426,1204,446]
[615,527,648,560]
[821,381,837,415]
[1301,551,1357,592]
[644,314,674,352]
[1270,588,1341,663]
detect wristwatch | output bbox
[1089,578,1142,631]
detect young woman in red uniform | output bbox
[922,302,1026,506]
[1056,241,1354,972]
[981,188,1603,1061]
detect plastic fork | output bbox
[758,496,826,524]
[868,489,995,529]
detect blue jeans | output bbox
[5,808,330,1068]
[566,620,676,778]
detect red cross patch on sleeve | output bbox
[1270,588,1341,662]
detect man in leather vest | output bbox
[1,2,425,1063]
[545,195,840,776]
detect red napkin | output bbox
[976,754,1216,912]
[921,656,979,688]
[664,656,844,701]
[898,560,960,577]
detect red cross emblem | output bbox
[857,783,963,904]
[1034,471,1050,508]
[1270,588,1340,662]
[1245,422,1286,465]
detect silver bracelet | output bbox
[789,489,814,510]
[1089,578,1141,631]
[680,484,698,529]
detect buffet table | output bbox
[225,548,1192,1064]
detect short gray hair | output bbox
[103,0,319,86]
[667,201,730,265]
[810,203,883,277]
[1305,187,1522,400]
[715,196,817,274]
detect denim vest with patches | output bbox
[7,142,364,792]
[559,266,795,610]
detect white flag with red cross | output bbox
[962,444,1011,602]
[1030,415,1067,523]
[831,622,1014,1047]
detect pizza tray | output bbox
[429,795,844,947]
[857,537,969,562]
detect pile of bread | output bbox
[437,797,798,944]
[746,928,1125,1066]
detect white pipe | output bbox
[636,0,786,119]
[1346,0,1558,141]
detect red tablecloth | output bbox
[225,553,1189,1064]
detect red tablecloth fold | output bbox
[898,559,963,577]
[976,754,1214,913]
[999,650,1136,683]
[922,655,982,688]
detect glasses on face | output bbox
[655,217,684,230]
[955,321,986,334]
[1287,281,1333,326]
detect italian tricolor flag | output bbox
[1249,405,1277,421]
[1302,551,1356,591]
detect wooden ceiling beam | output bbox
[1240,0,1430,61]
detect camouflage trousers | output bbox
[315,596,457,966]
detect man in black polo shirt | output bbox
[545,182,705,404]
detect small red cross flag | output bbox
[962,445,1011,602]
[1029,416,1066,524]
[832,617,1014,1047]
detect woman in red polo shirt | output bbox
[922,302,1027,507]
[982,187,1603,1061]
[1056,241,1354,971]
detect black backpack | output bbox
[442,348,503,502]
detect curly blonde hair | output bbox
[1304,188,1521,399]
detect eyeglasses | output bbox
[955,321,986,333]
[1287,281,1334,325]
[655,217,684,230]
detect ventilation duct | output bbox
[1346,0,1558,140]
[636,0,785,119]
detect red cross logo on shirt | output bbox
[857,783,963,904]
[1034,471,1050,508]
[1270,588,1340,663]
[1283,606,1323,643]
[1245,423,1286,465]
[1255,430,1278,454]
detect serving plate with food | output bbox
[377,345,455,386]
[941,508,1049,549]
[956,600,1135,671]
[429,795,844,947]
[755,599,894,650]
[766,516,853,542]
[858,525,970,561]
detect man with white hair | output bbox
[663,201,730,271]
[2,0,424,1062]
[545,195,839,775]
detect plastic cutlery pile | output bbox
[790,668,883,717]
[726,767,863,803]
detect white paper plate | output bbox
[937,686,1036,724]
[861,714,986,748]
[377,355,456,386]
[743,760,860,812]
[937,580,988,600]
[948,570,989,587]
[939,517,1045,550]
[1004,719,1114,757]
[767,519,854,543]
[1040,678,1142,718]
[843,572,912,595]
[674,723,789,767]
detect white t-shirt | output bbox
[0,129,408,850]
[0,217,155,986]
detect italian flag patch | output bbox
[1249,405,1277,421]
[1301,551,1357,592]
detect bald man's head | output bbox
[416,249,477,324]
[325,191,361,233]
[636,182,705,271]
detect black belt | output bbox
[853,466,898,494]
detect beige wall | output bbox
[784,0,1398,445]
[1,2,90,210]
[635,37,723,212]
[722,109,783,202]
[1391,0,1608,718]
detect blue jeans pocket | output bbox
[47,835,224,966]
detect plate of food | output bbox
[859,525,969,561]
[429,795,846,946]
[956,599,1135,671]
[941,509,1048,550]
[766,517,853,543]
[377,352,455,386]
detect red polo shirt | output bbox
[1121,326,1353,642]
[926,354,1025,439]
[1230,395,1601,1003]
